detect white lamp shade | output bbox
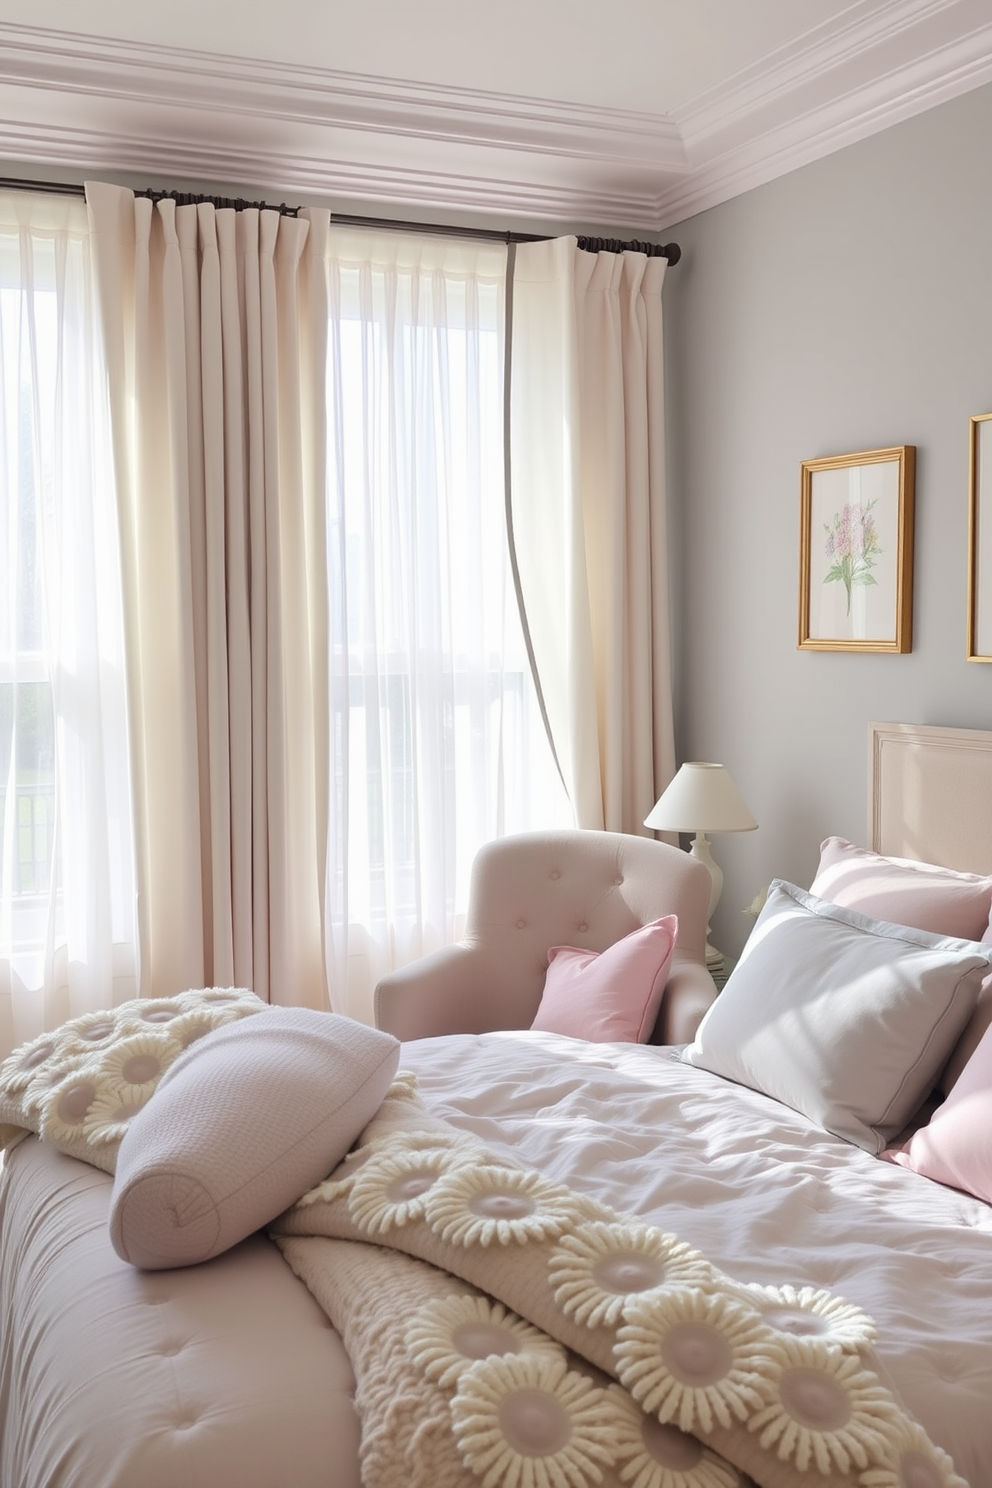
[644,762,757,834]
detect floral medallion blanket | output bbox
[271,1075,966,1488]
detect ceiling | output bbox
[2,0,991,231]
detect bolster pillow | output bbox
[109,1008,400,1269]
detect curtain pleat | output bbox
[86,181,330,1009]
[509,236,676,832]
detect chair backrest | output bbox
[375,829,714,1042]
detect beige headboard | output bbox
[869,721,992,875]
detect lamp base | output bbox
[689,832,725,970]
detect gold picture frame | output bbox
[967,413,992,662]
[798,445,915,653]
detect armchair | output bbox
[374,829,716,1046]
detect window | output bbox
[0,203,571,1041]
[323,231,570,999]
[0,196,135,1045]
[1,250,63,956]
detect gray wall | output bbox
[664,82,992,961]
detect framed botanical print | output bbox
[798,445,915,653]
[967,413,992,662]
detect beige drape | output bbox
[509,237,676,832]
[86,182,331,1008]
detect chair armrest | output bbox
[376,940,718,1047]
[374,946,513,1041]
[656,956,718,1045]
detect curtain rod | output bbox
[0,175,680,264]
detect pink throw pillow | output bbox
[810,837,992,941]
[890,1017,992,1204]
[530,916,678,1043]
[943,977,992,1092]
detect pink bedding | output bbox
[2,1029,989,1487]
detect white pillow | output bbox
[682,880,991,1153]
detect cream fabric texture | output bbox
[275,1233,744,1488]
[683,880,990,1153]
[0,988,267,1172]
[510,238,675,831]
[86,182,331,1010]
[110,1008,399,1269]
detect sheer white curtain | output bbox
[323,229,570,1019]
[509,236,676,832]
[0,191,136,1059]
[86,182,331,1010]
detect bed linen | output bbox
[2,1027,989,1487]
[396,1031,991,1487]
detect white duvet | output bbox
[400,1029,992,1488]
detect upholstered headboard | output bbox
[869,721,992,875]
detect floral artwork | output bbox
[822,499,881,616]
[798,447,915,653]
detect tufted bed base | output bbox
[0,1139,360,1488]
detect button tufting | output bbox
[516,918,527,929]
[614,876,623,885]
[577,922,588,932]
[550,870,561,880]
[933,1351,965,1382]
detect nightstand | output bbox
[709,954,736,993]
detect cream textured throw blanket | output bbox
[272,1075,967,1488]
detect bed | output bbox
[2,721,991,1488]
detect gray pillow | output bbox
[110,1008,400,1268]
[682,880,992,1153]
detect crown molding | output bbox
[657,7,992,227]
[0,24,686,172]
[0,7,990,232]
[0,118,665,227]
[677,0,979,145]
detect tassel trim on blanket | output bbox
[271,1075,968,1488]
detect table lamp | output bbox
[644,762,757,967]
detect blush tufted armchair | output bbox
[374,829,717,1046]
